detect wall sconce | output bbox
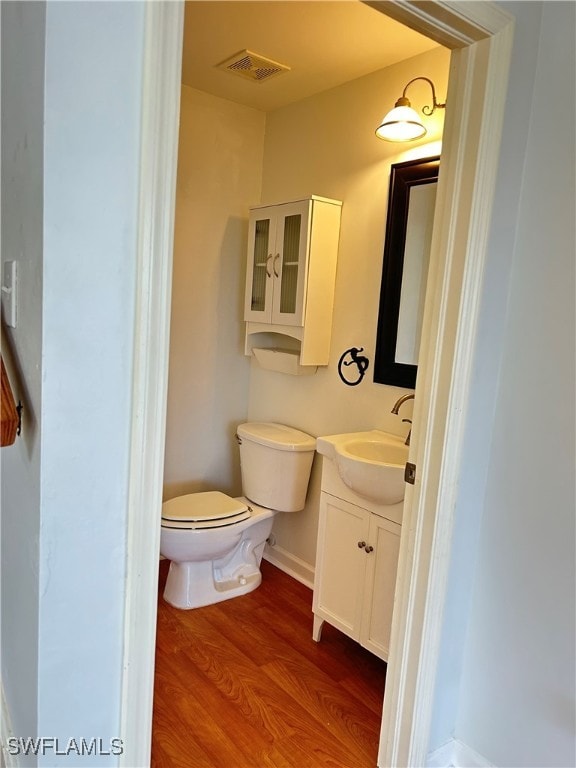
[375,77,446,142]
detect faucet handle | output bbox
[402,419,412,447]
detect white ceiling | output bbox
[181,1,439,112]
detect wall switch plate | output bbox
[1,261,18,328]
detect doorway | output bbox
[120,3,515,767]
[158,3,448,763]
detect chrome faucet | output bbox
[391,393,414,446]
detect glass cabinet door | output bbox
[244,200,311,326]
[244,208,275,322]
[272,201,310,326]
[279,214,301,314]
[250,218,270,313]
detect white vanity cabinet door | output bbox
[312,493,370,642]
[361,514,401,660]
[312,490,401,662]
[244,200,311,326]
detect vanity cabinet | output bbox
[244,196,342,370]
[312,466,401,662]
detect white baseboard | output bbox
[263,544,314,589]
[1,684,17,768]
[427,738,494,768]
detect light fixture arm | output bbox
[400,77,446,116]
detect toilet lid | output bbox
[161,491,251,530]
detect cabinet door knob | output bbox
[364,545,374,554]
[357,540,366,548]
[265,254,273,277]
[273,253,280,277]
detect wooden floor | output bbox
[151,559,387,768]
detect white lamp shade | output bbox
[375,105,427,142]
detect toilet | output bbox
[160,422,316,609]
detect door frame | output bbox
[119,2,514,767]
[119,2,183,764]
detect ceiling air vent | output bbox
[217,50,290,83]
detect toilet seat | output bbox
[161,491,252,530]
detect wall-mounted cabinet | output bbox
[244,196,342,372]
[312,458,401,662]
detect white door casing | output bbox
[120,2,515,767]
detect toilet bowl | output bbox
[160,422,316,609]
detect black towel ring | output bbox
[338,347,370,386]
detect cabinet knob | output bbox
[364,545,374,554]
[273,253,280,277]
[265,254,273,277]
[357,540,366,548]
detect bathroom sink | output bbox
[317,430,408,506]
[342,439,408,466]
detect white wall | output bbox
[36,4,144,762]
[429,3,576,766]
[1,2,146,765]
[163,87,265,500]
[1,1,45,755]
[250,46,449,572]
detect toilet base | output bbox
[163,558,263,609]
[161,507,274,609]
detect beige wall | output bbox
[250,46,450,571]
[165,47,450,573]
[163,86,265,499]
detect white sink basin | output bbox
[316,430,408,506]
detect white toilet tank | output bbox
[236,422,316,512]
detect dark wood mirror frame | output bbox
[373,155,440,388]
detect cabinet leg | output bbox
[312,614,324,642]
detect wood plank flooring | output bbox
[152,559,387,768]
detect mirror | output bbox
[373,156,439,388]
